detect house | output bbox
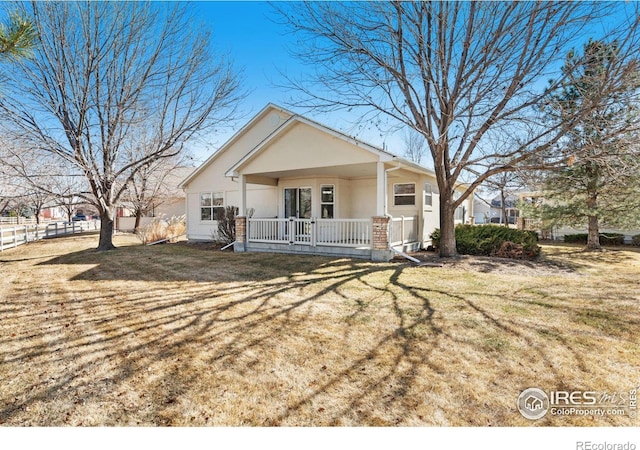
[116,166,194,232]
[473,194,492,225]
[180,104,473,261]
[516,191,640,243]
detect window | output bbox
[424,183,433,207]
[453,191,466,222]
[200,192,224,221]
[320,185,334,219]
[455,205,466,222]
[393,183,415,206]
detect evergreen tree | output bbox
[0,12,34,59]
[540,40,640,250]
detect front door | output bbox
[284,187,312,218]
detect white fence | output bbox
[247,217,372,248]
[0,217,53,225]
[389,216,418,247]
[116,216,156,232]
[0,220,100,252]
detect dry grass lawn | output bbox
[0,234,638,426]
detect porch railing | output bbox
[317,219,371,247]
[247,217,372,248]
[389,216,418,247]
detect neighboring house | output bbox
[148,166,195,218]
[180,104,473,261]
[116,166,194,232]
[488,194,521,225]
[473,194,492,225]
[516,191,640,242]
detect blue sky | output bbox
[189,1,402,163]
[172,1,634,168]
[190,2,305,160]
[196,2,293,109]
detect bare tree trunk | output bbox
[500,190,509,227]
[134,209,143,234]
[439,197,457,258]
[97,208,116,251]
[586,193,601,251]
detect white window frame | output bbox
[320,184,335,219]
[423,183,433,208]
[393,183,416,207]
[200,192,224,222]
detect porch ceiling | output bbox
[244,162,378,182]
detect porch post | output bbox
[238,173,247,217]
[376,161,385,217]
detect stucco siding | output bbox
[186,187,276,241]
[348,178,377,218]
[241,122,379,175]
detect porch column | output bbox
[238,173,247,217]
[234,216,247,252]
[371,216,393,262]
[376,161,385,216]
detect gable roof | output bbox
[179,103,294,188]
[224,114,400,178]
[182,103,443,187]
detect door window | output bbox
[284,187,312,218]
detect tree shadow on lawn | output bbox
[539,243,640,271]
[1,244,633,425]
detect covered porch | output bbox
[226,115,428,261]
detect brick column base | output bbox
[234,216,247,252]
[371,216,393,261]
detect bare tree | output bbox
[275,2,640,256]
[402,128,427,165]
[0,137,89,222]
[123,156,187,232]
[0,2,242,250]
[483,171,528,227]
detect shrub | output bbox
[563,233,587,244]
[455,225,540,259]
[429,225,540,259]
[429,228,441,249]
[600,233,625,246]
[138,215,186,245]
[632,234,640,246]
[564,233,625,246]
[217,206,239,244]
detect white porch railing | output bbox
[389,216,418,247]
[317,218,371,247]
[247,217,372,248]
